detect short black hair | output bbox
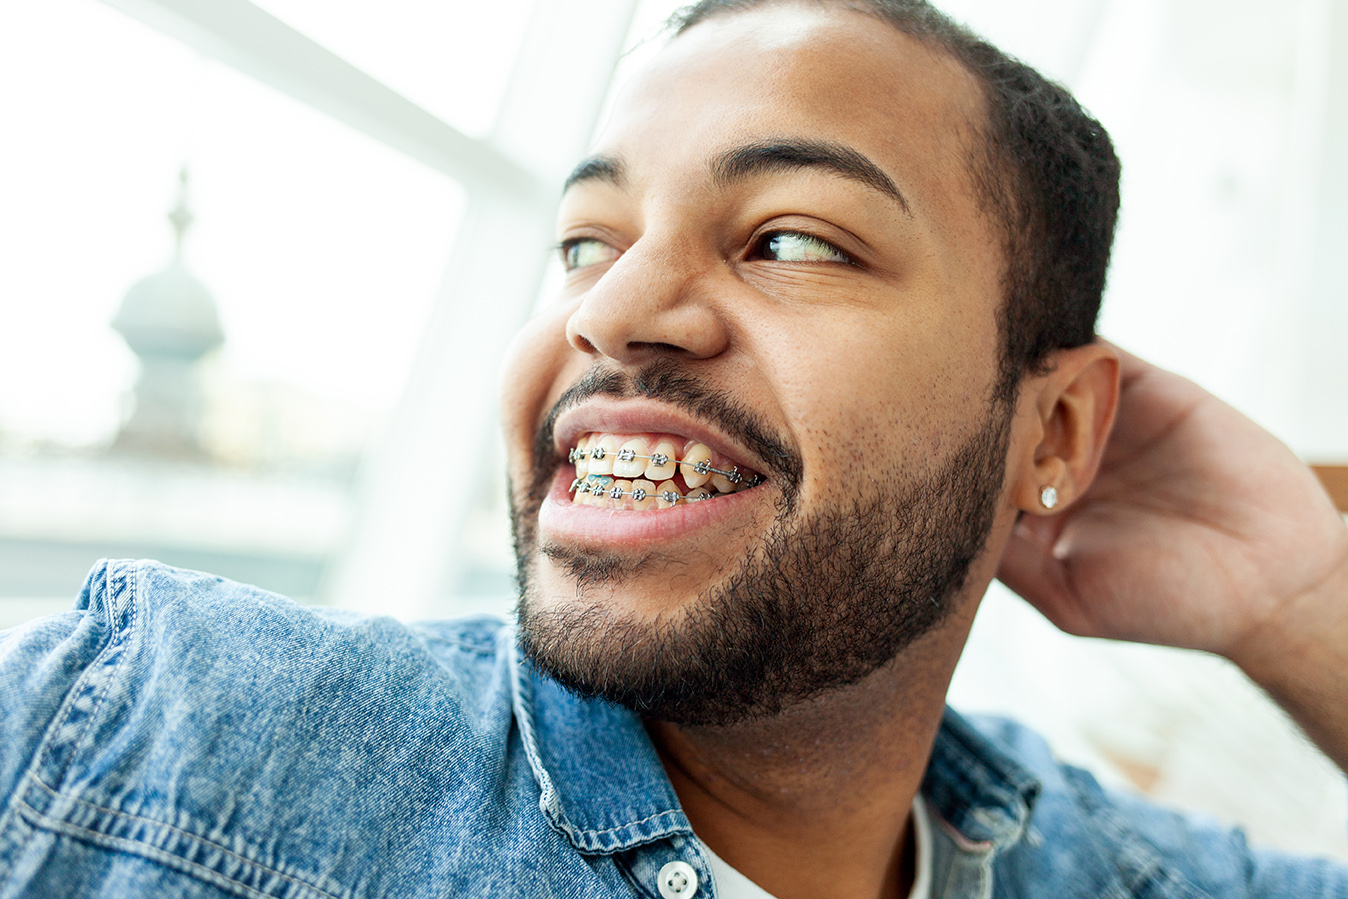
[670,0,1121,403]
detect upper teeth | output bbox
[570,443,746,483]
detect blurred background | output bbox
[1,0,1345,863]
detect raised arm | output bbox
[998,343,1348,771]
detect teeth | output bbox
[589,435,617,476]
[644,439,678,481]
[631,478,656,510]
[680,443,714,489]
[655,480,682,508]
[574,434,592,478]
[567,433,765,510]
[711,468,739,494]
[614,438,648,478]
[586,475,612,506]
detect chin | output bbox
[507,363,1013,726]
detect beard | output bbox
[511,360,1013,727]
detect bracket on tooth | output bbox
[568,443,765,489]
[660,491,680,504]
[703,462,744,483]
[631,488,647,502]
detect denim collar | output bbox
[507,630,1040,857]
[923,708,1042,851]
[508,631,693,854]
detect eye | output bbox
[560,238,620,272]
[759,231,853,265]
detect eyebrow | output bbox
[562,139,911,215]
[563,155,625,194]
[712,139,911,215]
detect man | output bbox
[2,1,1346,897]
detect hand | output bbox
[998,342,1348,662]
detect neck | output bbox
[646,602,976,899]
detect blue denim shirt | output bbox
[1,560,1344,898]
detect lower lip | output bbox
[537,468,769,546]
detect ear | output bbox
[1009,342,1120,515]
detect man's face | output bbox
[501,5,1020,724]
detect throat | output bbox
[645,725,924,899]
[641,660,949,899]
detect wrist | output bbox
[1231,540,1348,703]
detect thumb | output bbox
[997,514,1080,630]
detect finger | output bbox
[996,516,1087,633]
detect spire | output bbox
[167,167,194,261]
[111,165,224,458]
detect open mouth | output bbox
[565,431,765,510]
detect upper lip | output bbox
[552,398,767,473]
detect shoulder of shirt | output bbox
[77,556,511,663]
[942,710,1348,898]
[38,558,520,749]
[0,559,642,897]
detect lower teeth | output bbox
[570,472,761,508]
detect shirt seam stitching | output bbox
[22,777,348,899]
[576,808,685,839]
[33,564,125,790]
[64,561,139,771]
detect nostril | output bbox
[629,341,687,355]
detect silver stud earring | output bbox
[1039,485,1059,510]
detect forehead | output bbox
[586,5,990,223]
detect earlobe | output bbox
[1012,343,1120,515]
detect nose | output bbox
[565,237,730,365]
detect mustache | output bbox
[529,358,803,494]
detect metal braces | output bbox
[568,475,719,504]
[569,445,749,485]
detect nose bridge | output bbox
[565,224,729,363]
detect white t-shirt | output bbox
[699,795,933,899]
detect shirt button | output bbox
[657,860,700,898]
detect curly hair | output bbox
[671,0,1121,403]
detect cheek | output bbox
[750,305,997,483]
[498,310,574,472]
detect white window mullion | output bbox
[326,0,639,617]
[98,0,544,202]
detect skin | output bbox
[1000,344,1348,772]
[500,5,1348,898]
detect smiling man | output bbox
[3,1,1348,898]
[491,2,1346,897]
[504,0,1104,734]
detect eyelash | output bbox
[557,229,855,272]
